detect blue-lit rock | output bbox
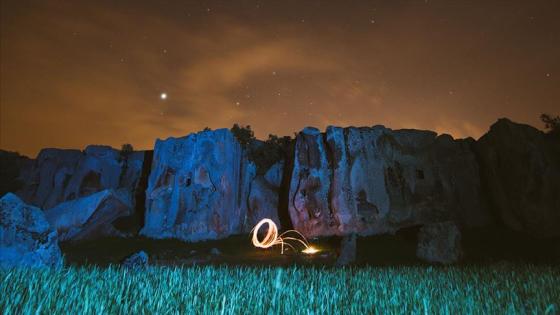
[44,189,131,241]
[141,129,250,241]
[246,161,284,231]
[17,146,146,209]
[0,193,63,268]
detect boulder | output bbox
[475,119,560,238]
[141,129,253,241]
[289,125,490,238]
[416,221,462,264]
[0,150,32,197]
[336,233,357,266]
[0,193,63,268]
[122,250,149,269]
[44,189,131,241]
[17,146,146,210]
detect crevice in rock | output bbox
[322,131,337,228]
[113,150,153,235]
[277,139,295,230]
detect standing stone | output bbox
[475,118,560,238]
[141,129,250,241]
[336,233,357,266]
[416,221,462,264]
[0,193,63,268]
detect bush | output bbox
[230,124,255,148]
[541,113,560,135]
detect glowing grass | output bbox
[1,264,559,314]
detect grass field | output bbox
[1,264,559,314]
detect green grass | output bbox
[1,264,559,314]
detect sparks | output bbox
[251,218,319,255]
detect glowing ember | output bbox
[251,218,319,254]
[301,246,319,255]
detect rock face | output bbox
[416,221,462,264]
[289,126,489,238]
[17,146,145,210]
[475,119,560,238]
[0,193,63,268]
[245,161,284,232]
[141,129,255,241]
[44,189,131,241]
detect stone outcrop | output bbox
[0,193,63,268]
[142,129,250,241]
[17,146,146,210]
[475,118,560,238]
[289,126,490,238]
[245,161,284,232]
[44,189,131,241]
[416,221,462,264]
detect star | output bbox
[160,93,167,100]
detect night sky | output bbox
[1,0,559,157]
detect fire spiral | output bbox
[251,218,319,254]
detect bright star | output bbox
[160,93,167,100]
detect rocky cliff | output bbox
[1,118,557,245]
[288,126,491,238]
[140,129,281,241]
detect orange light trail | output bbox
[251,218,319,255]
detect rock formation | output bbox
[416,221,463,264]
[475,118,560,238]
[3,118,557,246]
[0,193,63,268]
[245,161,284,231]
[141,129,281,241]
[289,125,490,238]
[17,145,146,210]
[44,189,131,241]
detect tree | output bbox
[120,143,134,157]
[540,113,560,135]
[230,124,255,148]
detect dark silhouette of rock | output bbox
[210,247,221,255]
[0,193,63,268]
[475,118,560,238]
[289,125,490,238]
[336,233,357,266]
[122,250,148,268]
[17,146,146,210]
[44,189,131,241]
[0,150,32,197]
[416,221,462,264]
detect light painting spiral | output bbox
[251,218,319,254]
